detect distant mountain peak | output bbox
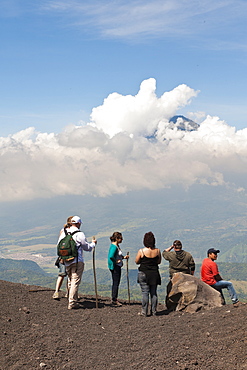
[169,115,199,131]
[145,115,199,141]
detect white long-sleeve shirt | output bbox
[57,225,95,266]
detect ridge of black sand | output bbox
[1,280,246,370]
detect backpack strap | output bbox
[64,228,80,237]
[71,230,80,236]
[70,230,81,271]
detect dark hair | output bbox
[173,240,182,249]
[64,216,73,228]
[143,232,155,249]
[110,232,122,242]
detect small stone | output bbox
[20,307,30,314]
[40,363,47,368]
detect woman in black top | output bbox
[135,232,161,316]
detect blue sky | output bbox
[0,1,247,203]
[1,0,247,137]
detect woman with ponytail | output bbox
[108,232,129,306]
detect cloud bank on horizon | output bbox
[1,78,247,202]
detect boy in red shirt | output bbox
[201,248,240,307]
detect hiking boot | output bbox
[112,300,122,307]
[233,301,245,307]
[53,292,60,300]
[68,303,80,310]
[138,312,147,317]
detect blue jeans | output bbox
[58,262,67,277]
[110,265,122,302]
[211,280,238,304]
[138,271,158,316]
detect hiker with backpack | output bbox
[57,215,97,310]
[53,216,73,300]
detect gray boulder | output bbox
[166,272,223,313]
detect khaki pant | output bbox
[66,261,84,308]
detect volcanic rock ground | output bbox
[1,280,246,370]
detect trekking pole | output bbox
[92,239,98,309]
[126,251,130,305]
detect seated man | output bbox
[201,248,240,307]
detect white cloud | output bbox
[89,78,198,137]
[186,111,206,123]
[0,78,247,202]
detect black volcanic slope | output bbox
[1,280,246,370]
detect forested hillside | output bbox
[1,186,247,271]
